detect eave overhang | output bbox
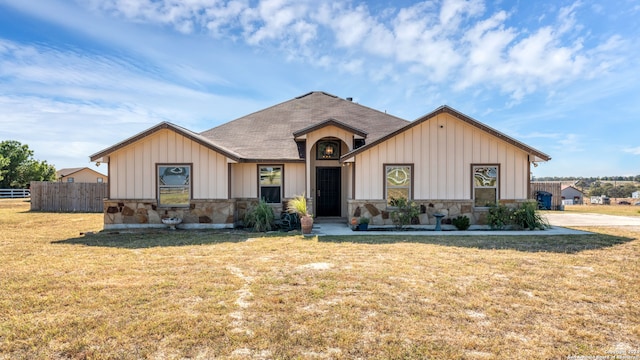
[89,122,243,163]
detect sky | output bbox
[0,0,638,178]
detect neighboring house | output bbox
[632,191,639,199]
[56,167,108,183]
[90,91,551,229]
[561,185,584,205]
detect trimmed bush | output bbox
[452,215,470,230]
[390,197,420,230]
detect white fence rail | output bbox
[0,188,31,198]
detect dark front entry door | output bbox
[316,167,341,217]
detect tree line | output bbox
[535,176,640,198]
[0,140,56,188]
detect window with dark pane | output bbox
[260,166,282,203]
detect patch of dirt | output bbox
[298,262,334,270]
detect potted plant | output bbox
[358,217,370,231]
[287,194,313,234]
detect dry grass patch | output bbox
[563,204,640,217]
[1,199,639,359]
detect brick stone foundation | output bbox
[347,199,530,227]
[103,199,236,230]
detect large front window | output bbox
[158,165,191,207]
[473,165,498,207]
[260,165,282,203]
[385,165,412,205]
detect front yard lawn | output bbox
[1,199,638,359]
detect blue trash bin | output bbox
[536,191,552,210]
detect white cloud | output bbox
[243,0,313,45]
[624,147,640,155]
[68,0,626,102]
[439,0,485,30]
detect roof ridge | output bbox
[295,91,338,99]
[199,93,317,135]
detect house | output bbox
[561,185,584,205]
[632,191,639,199]
[90,91,551,230]
[56,167,108,183]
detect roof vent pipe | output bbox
[346,97,353,101]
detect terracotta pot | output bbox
[300,215,314,234]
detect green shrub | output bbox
[487,202,549,230]
[244,199,275,232]
[512,201,550,230]
[390,197,420,230]
[452,215,470,230]
[487,204,512,230]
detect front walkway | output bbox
[308,212,640,236]
[310,223,588,236]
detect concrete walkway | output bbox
[311,223,587,237]
[543,212,640,227]
[309,212,640,236]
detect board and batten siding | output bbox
[284,163,306,198]
[354,113,529,201]
[230,163,257,199]
[109,129,229,199]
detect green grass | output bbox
[1,199,639,359]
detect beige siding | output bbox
[59,169,108,183]
[355,113,531,200]
[109,129,229,199]
[231,163,256,198]
[284,163,306,198]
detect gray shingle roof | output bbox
[199,91,409,161]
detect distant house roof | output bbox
[561,185,583,192]
[343,105,551,162]
[199,91,409,161]
[56,167,86,177]
[56,167,106,179]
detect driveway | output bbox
[544,212,640,227]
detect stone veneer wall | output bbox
[103,199,236,229]
[347,199,476,226]
[347,199,530,227]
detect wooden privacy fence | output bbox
[30,182,108,212]
[530,182,562,210]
